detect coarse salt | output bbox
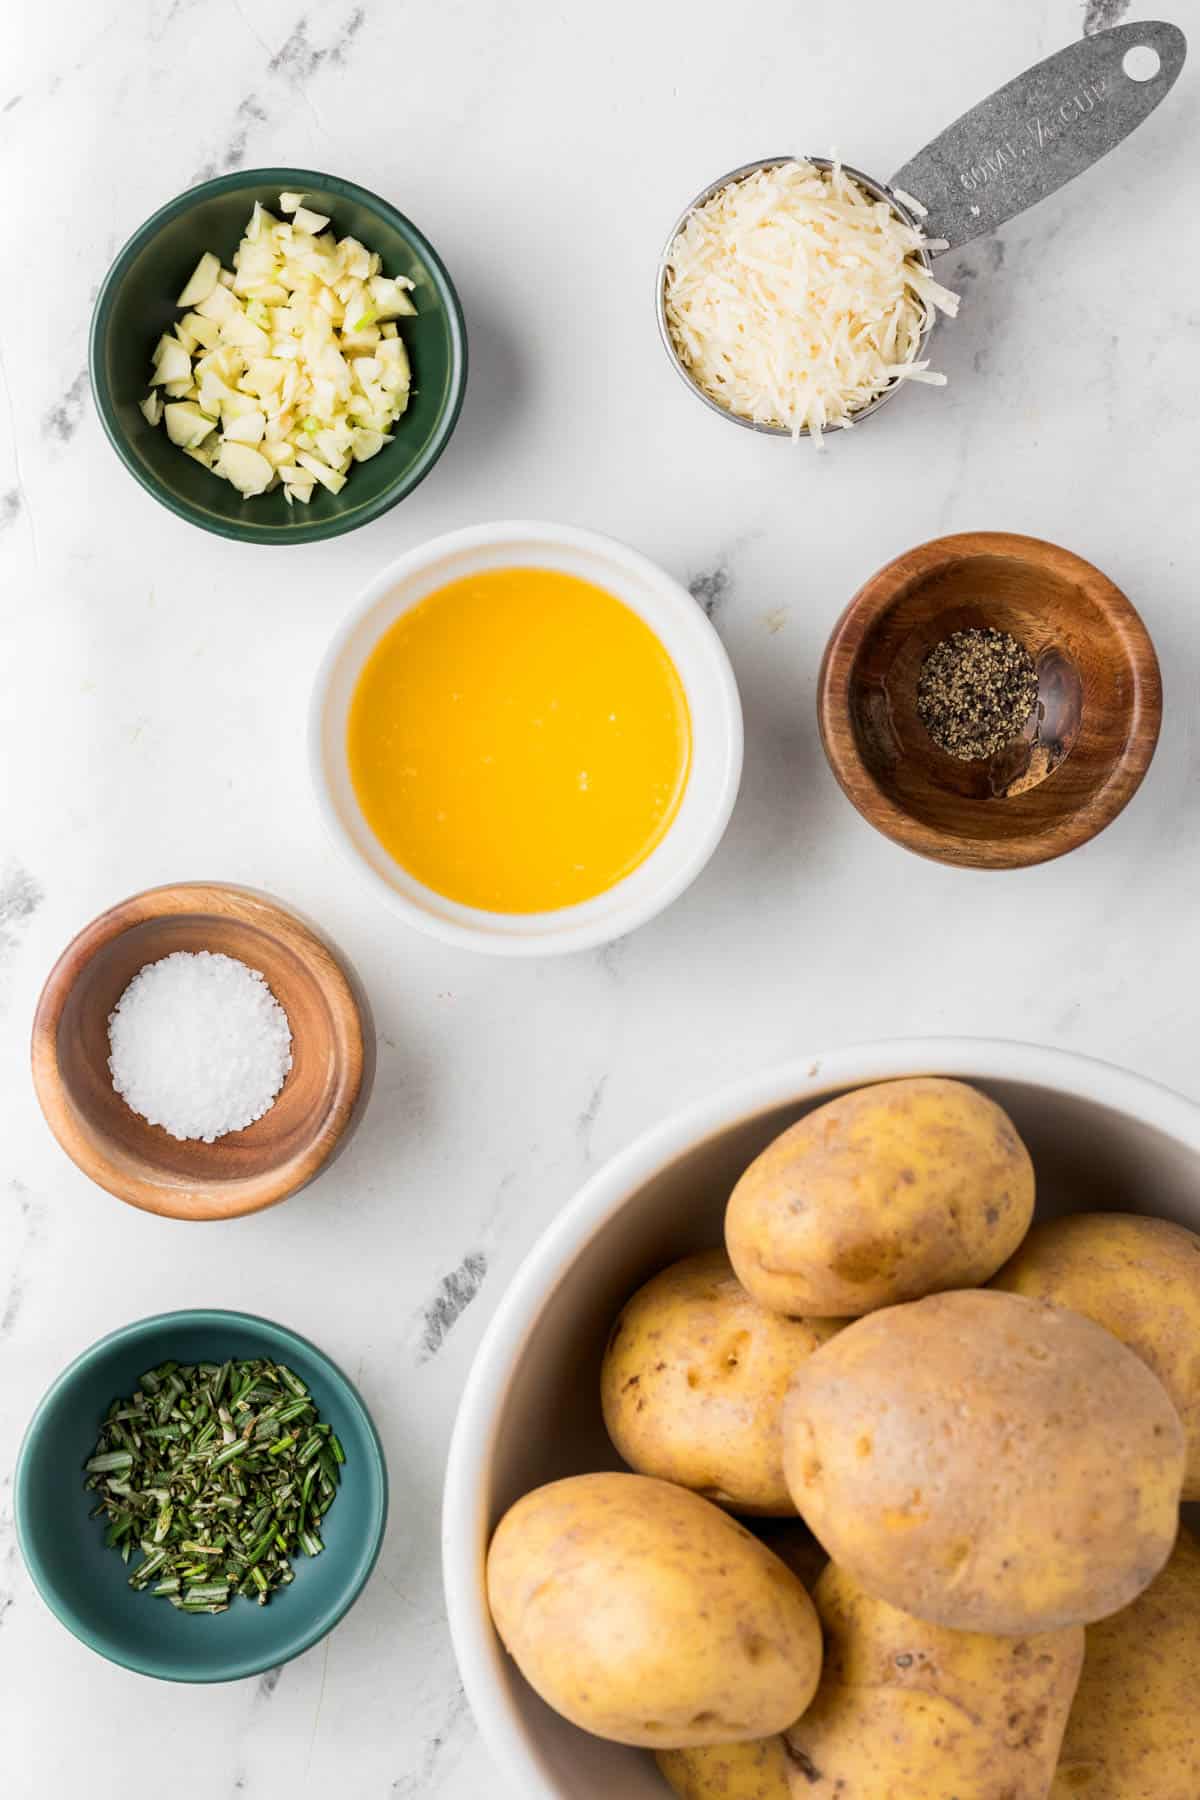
[107,950,293,1143]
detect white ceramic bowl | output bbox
[442,1037,1200,1800]
[309,521,743,955]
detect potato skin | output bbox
[657,1738,797,1800]
[725,1078,1035,1317]
[601,1251,839,1515]
[992,1211,1200,1500]
[485,1473,823,1748]
[784,1562,1084,1798]
[781,1290,1185,1633]
[1051,1527,1200,1799]
[658,1562,1084,1799]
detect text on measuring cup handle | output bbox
[957,75,1112,193]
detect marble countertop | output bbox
[2,0,1196,1792]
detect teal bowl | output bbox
[90,168,467,545]
[15,1309,388,1681]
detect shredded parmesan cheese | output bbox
[891,185,928,219]
[663,160,960,444]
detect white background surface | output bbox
[1,1,1196,1793]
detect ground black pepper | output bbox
[916,627,1038,761]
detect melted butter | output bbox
[347,566,692,913]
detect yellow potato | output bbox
[1052,1526,1200,1799]
[658,1561,1084,1799]
[601,1250,839,1515]
[992,1211,1200,1499]
[486,1473,823,1748]
[726,1078,1035,1316]
[781,1290,1185,1633]
[657,1737,797,1799]
[786,1562,1084,1796]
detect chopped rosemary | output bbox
[83,1358,342,1613]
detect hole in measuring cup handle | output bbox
[1122,44,1162,83]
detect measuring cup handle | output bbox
[889,20,1186,254]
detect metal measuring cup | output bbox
[655,19,1187,438]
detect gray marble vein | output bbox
[594,935,630,982]
[192,93,269,182]
[3,1183,48,1349]
[269,7,366,80]
[416,1253,489,1363]
[1082,0,1131,35]
[391,1686,470,1796]
[0,866,42,1007]
[576,1075,608,1160]
[0,1472,14,1636]
[688,564,731,622]
[41,369,88,446]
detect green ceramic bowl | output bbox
[90,168,467,544]
[15,1309,388,1681]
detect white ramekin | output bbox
[441,1038,1200,1800]
[308,521,743,955]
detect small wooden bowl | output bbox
[817,532,1162,869]
[32,883,370,1220]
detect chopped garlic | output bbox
[142,194,416,500]
[664,160,958,443]
[291,205,331,236]
[176,251,221,308]
[151,335,192,386]
[164,402,218,448]
[216,441,273,496]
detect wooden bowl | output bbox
[817,532,1162,869]
[32,883,370,1220]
